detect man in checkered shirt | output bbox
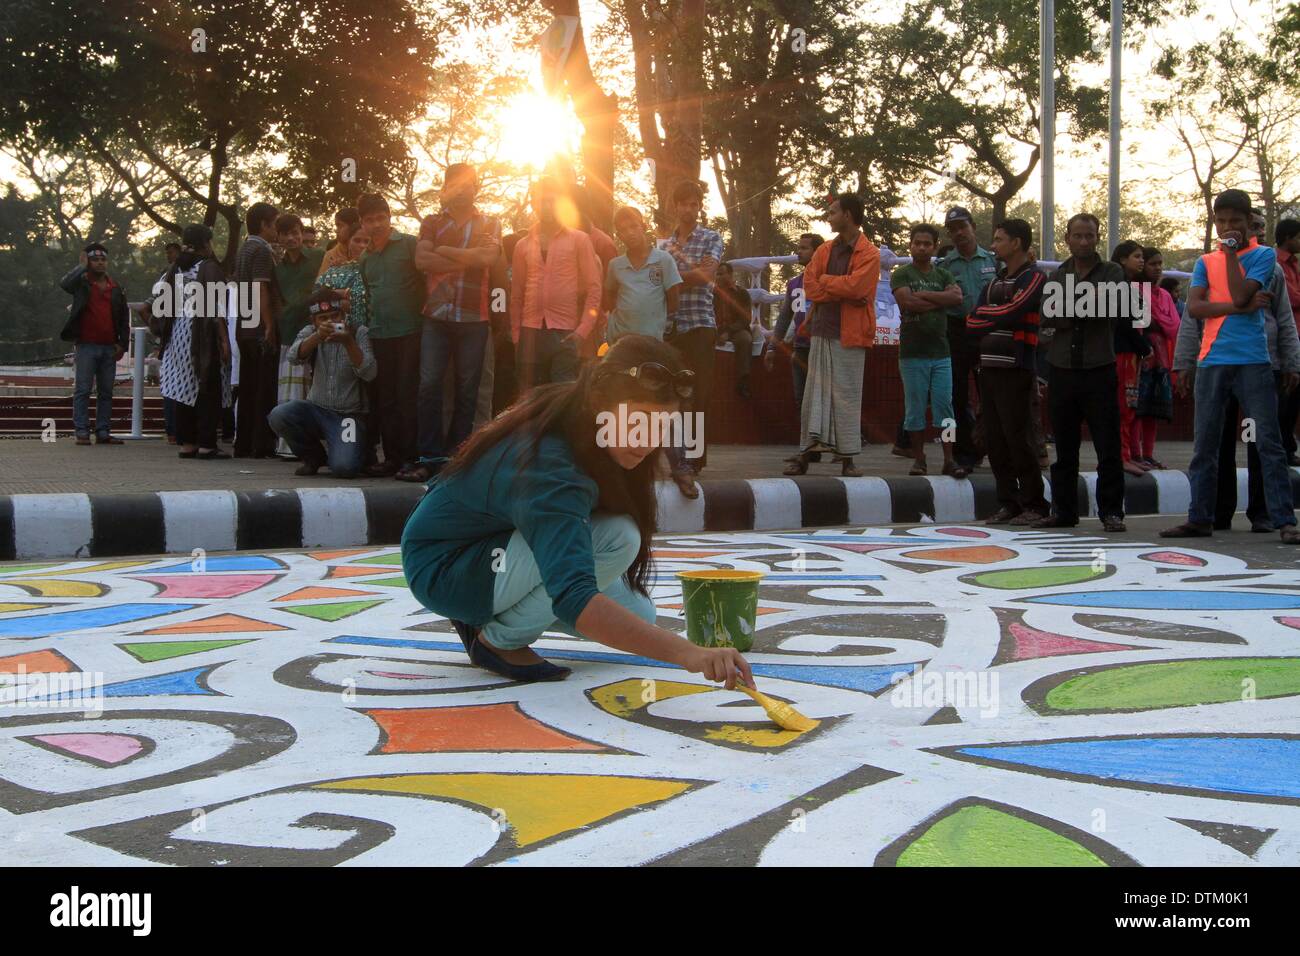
[659,179,724,499]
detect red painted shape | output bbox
[1006,621,1141,661]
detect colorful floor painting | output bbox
[1,525,1298,867]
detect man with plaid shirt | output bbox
[659,179,725,498]
[401,163,502,482]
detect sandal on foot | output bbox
[942,462,969,479]
[838,457,863,478]
[395,464,434,483]
[908,460,928,476]
[673,470,700,498]
[783,455,808,476]
[1281,526,1300,545]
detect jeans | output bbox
[481,514,657,650]
[900,357,954,432]
[417,318,489,464]
[1189,363,1295,528]
[73,342,117,437]
[1047,364,1126,522]
[517,326,580,391]
[665,325,718,473]
[268,400,368,478]
[1216,373,1294,527]
[980,367,1048,514]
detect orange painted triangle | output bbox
[274,586,378,603]
[327,565,393,580]
[0,649,77,675]
[139,613,290,635]
[309,549,378,562]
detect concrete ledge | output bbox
[2,468,1293,560]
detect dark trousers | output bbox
[981,367,1048,514]
[517,326,580,391]
[665,325,718,472]
[1047,363,1126,523]
[174,363,221,449]
[371,331,421,467]
[792,345,810,415]
[948,330,982,465]
[1216,373,1290,527]
[163,397,176,438]
[417,319,490,462]
[234,338,277,456]
[1280,379,1300,459]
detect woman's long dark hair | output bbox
[1111,240,1144,278]
[440,334,689,597]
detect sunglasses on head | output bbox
[87,252,107,260]
[611,362,694,399]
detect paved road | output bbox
[0,518,1296,866]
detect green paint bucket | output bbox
[676,569,764,651]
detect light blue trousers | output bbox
[481,514,657,650]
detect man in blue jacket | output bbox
[60,242,130,444]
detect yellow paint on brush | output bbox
[315,773,694,847]
[589,678,715,718]
[0,579,106,597]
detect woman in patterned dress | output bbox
[314,228,370,328]
[158,224,231,459]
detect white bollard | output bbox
[126,325,148,440]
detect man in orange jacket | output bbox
[785,193,880,477]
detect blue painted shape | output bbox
[30,664,222,701]
[0,603,198,638]
[143,556,285,574]
[328,635,917,693]
[1021,590,1300,610]
[953,737,1300,801]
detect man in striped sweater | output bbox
[966,219,1049,525]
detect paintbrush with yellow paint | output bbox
[733,682,819,732]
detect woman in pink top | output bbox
[1134,246,1182,469]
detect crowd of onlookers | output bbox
[58,172,1300,540]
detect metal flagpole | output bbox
[1041,0,1055,260]
[1108,0,1121,253]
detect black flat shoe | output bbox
[448,619,570,683]
[197,449,230,460]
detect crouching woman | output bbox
[401,334,752,687]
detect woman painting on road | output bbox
[401,334,753,687]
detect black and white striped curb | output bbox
[0,469,1294,560]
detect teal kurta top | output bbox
[401,432,602,628]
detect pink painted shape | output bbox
[133,573,279,599]
[30,733,144,765]
[936,527,990,538]
[829,544,900,553]
[1139,550,1206,567]
[1007,621,1139,661]
[1278,618,1300,631]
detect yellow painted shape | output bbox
[676,569,765,582]
[0,603,45,614]
[315,773,693,847]
[702,725,807,747]
[0,579,105,597]
[589,678,715,718]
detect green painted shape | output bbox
[118,639,255,663]
[1043,657,1300,713]
[363,575,409,589]
[0,563,62,575]
[896,805,1107,867]
[282,599,387,622]
[963,565,1110,590]
[354,554,404,566]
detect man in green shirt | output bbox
[892,224,968,477]
[358,192,425,475]
[273,213,326,457]
[940,206,1000,469]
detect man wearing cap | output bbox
[940,207,998,470]
[60,242,131,445]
